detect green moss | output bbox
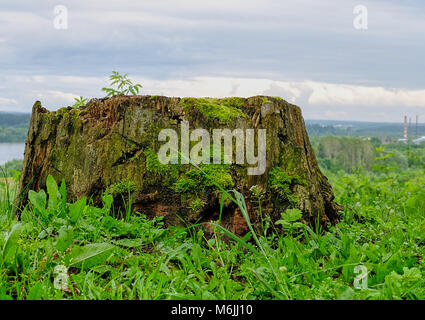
[202,164,234,189]
[280,147,306,173]
[56,107,70,117]
[145,149,170,176]
[174,164,233,199]
[262,97,272,104]
[268,167,305,206]
[174,175,198,194]
[144,149,179,185]
[43,111,53,119]
[273,96,283,101]
[180,97,247,122]
[107,180,137,196]
[69,108,83,119]
[188,197,205,213]
[220,97,245,108]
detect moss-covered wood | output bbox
[18,95,341,235]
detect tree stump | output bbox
[18,95,341,235]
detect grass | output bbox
[1,156,425,300]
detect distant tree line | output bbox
[0,112,30,142]
[313,135,425,174]
[0,113,31,127]
[0,126,28,142]
[306,121,425,139]
[306,124,353,137]
[315,136,376,172]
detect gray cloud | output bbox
[0,0,424,121]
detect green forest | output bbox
[2,130,425,300]
[0,113,31,143]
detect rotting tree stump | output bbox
[18,95,341,235]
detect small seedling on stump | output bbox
[102,71,143,97]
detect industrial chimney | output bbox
[404,116,408,140]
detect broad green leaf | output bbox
[113,238,143,248]
[46,175,59,211]
[28,189,47,216]
[69,196,87,224]
[27,283,43,300]
[55,226,74,252]
[67,243,115,268]
[2,223,22,266]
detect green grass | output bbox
[1,152,425,300]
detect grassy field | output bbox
[1,142,425,300]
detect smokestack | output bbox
[404,116,408,140]
[416,115,419,138]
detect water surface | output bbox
[0,143,25,165]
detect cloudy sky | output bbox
[0,0,424,122]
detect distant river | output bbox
[0,143,25,165]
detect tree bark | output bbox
[17,95,341,235]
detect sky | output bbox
[0,0,424,122]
